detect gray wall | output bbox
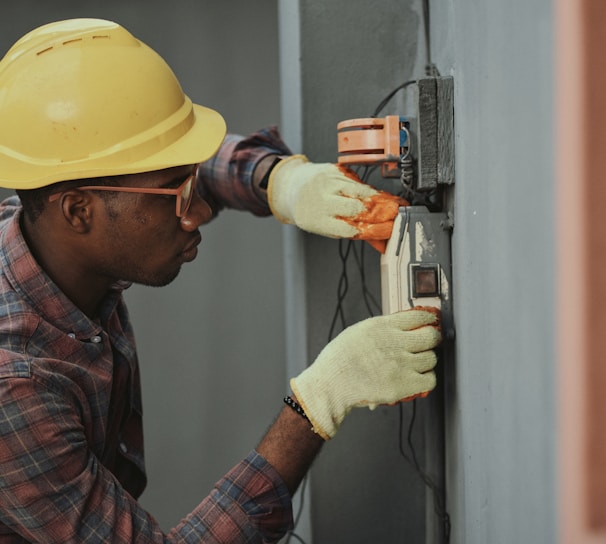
[288,0,558,542]
[0,0,285,531]
[432,1,557,543]
[291,1,435,542]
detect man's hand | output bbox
[267,155,406,252]
[290,309,442,441]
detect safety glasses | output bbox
[48,169,197,218]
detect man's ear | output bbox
[56,190,96,234]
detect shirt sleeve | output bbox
[197,126,292,217]
[0,370,293,543]
[172,451,294,543]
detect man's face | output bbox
[88,165,212,287]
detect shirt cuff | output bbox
[198,127,292,217]
[173,450,293,543]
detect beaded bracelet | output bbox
[283,396,310,422]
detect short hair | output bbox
[17,175,126,224]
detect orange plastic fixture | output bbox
[337,115,408,176]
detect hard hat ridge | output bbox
[0,18,226,189]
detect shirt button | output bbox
[90,335,102,344]
[119,442,128,454]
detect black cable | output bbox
[327,239,353,341]
[352,242,381,317]
[372,79,417,118]
[423,0,440,77]
[284,475,309,544]
[352,166,384,318]
[325,233,452,543]
[399,3,450,536]
[371,6,450,533]
[423,0,432,70]
[290,4,448,541]
[294,474,308,526]
[398,403,451,543]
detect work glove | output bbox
[290,308,441,440]
[267,155,407,253]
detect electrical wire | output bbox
[284,475,309,544]
[423,0,440,77]
[285,237,360,544]
[352,242,382,317]
[398,402,451,542]
[327,239,354,339]
[317,165,451,541]
[323,230,453,543]
[287,2,449,541]
[371,81,442,210]
[326,3,452,535]
[372,79,417,119]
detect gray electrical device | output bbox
[380,206,454,339]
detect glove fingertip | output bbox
[389,308,440,330]
[423,325,443,349]
[398,390,431,403]
[412,305,441,321]
[365,239,387,253]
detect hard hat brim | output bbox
[0,102,227,189]
[122,103,227,180]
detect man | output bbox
[0,19,441,543]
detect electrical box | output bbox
[381,206,454,338]
[336,75,455,544]
[337,76,455,337]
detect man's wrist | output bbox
[252,154,284,201]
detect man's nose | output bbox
[180,192,213,231]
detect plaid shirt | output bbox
[0,128,293,543]
[199,126,292,217]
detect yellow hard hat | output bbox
[0,18,227,189]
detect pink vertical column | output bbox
[557,0,606,541]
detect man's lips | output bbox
[181,232,202,261]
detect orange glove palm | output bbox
[268,155,406,252]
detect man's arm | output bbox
[198,128,405,253]
[257,308,442,495]
[0,369,293,544]
[197,128,291,217]
[0,308,440,544]
[256,395,324,495]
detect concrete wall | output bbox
[286,0,558,542]
[287,1,435,542]
[0,0,285,531]
[435,1,558,543]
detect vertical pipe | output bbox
[277,1,313,541]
